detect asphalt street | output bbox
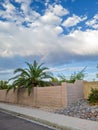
[0,111,58,130]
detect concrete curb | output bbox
[0,108,73,130]
[0,103,98,130]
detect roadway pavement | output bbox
[0,111,58,130]
[0,102,98,130]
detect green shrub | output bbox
[0,80,8,89]
[88,88,98,104]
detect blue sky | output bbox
[0,0,98,81]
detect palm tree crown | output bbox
[9,60,53,95]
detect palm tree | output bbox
[8,60,53,95]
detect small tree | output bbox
[51,76,61,85]
[58,67,86,84]
[58,74,69,83]
[69,67,86,83]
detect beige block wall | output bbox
[0,90,7,102]
[0,80,84,110]
[36,85,66,109]
[0,89,18,104]
[0,85,66,110]
[17,88,35,107]
[84,81,98,99]
[65,80,84,105]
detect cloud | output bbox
[62,14,87,27]
[0,1,98,74]
[65,30,98,55]
[1,19,98,66]
[20,0,32,15]
[40,12,61,25]
[3,2,15,13]
[0,0,40,27]
[0,1,98,64]
[1,1,69,28]
[0,69,14,75]
[48,4,69,16]
[15,0,23,3]
[86,14,98,29]
[40,4,69,26]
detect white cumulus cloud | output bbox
[40,12,61,25]
[0,1,98,67]
[86,14,98,29]
[62,14,87,27]
[49,4,69,16]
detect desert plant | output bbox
[50,76,61,85]
[69,67,86,83]
[88,88,98,105]
[57,67,86,84]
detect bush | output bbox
[0,80,8,89]
[88,88,98,105]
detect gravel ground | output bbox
[55,99,98,121]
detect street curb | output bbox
[0,108,77,130]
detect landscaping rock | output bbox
[55,99,98,121]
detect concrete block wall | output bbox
[35,85,66,109]
[0,85,67,110]
[65,80,84,105]
[0,89,18,104]
[17,88,36,107]
[0,80,84,110]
